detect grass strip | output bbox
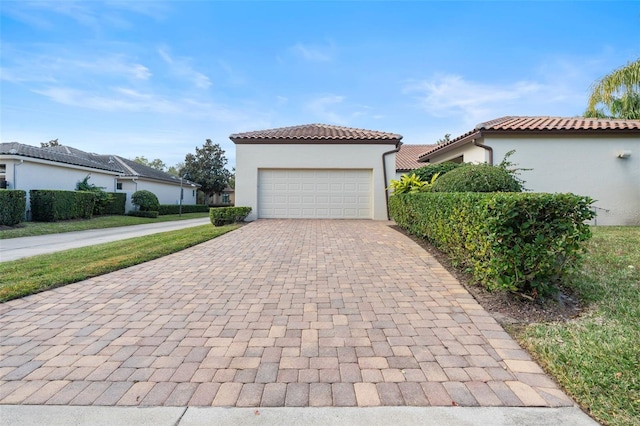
[0,224,238,302]
[515,227,640,426]
[0,212,210,239]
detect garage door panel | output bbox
[259,169,372,219]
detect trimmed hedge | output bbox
[103,192,126,215]
[126,210,159,218]
[413,162,461,183]
[390,192,594,297]
[210,206,251,226]
[30,190,95,222]
[158,204,210,215]
[131,190,159,212]
[0,190,26,226]
[432,163,522,193]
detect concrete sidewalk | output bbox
[0,217,211,262]
[0,406,598,426]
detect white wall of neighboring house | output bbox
[119,178,197,211]
[1,156,119,218]
[428,134,640,226]
[0,155,199,218]
[236,144,397,221]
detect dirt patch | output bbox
[391,225,583,325]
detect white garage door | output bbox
[258,169,372,219]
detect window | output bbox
[192,190,195,197]
[0,164,6,189]
[116,183,123,190]
[222,193,230,204]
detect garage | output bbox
[258,169,372,219]
[231,124,402,221]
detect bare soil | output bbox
[391,225,583,325]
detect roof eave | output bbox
[418,131,481,162]
[231,138,402,145]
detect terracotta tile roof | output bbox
[230,123,402,144]
[476,116,640,131]
[0,142,195,186]
[396,144,435,171]
[418,116,640,161]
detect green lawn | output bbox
[0,212,210,239]
[516,227,640,426]
[0,224,237,302]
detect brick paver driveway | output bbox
[0,220,573,408]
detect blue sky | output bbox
[1,1,638,169]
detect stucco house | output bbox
[0,142,199,218]
[395,144,435,179]
[417,116,640,226]
[231,124,402,221]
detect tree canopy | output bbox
[181,139,232,198]
[585,58,640,120]
[40,139,60,148]
[133,156,167,171]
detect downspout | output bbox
[472,135,493,165]
[13,159,25,219]
[13,159,24,189]
[382,142,402,220]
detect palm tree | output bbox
[585,58,640,120]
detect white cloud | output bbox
[32,86,178,113]
[158,48,211,89]
[305,95,347,124]
[291,41,334,62]
[0,48,151,83]
[2,0,167,31]
[404,74,544,125]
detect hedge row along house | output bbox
[231,117,639,226]
[0,142,200,220]
[413,116,639,226]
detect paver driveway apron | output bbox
[0,220,574,408]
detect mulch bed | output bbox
[390,225,583,325]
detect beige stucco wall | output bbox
[428,134,640,226]
[235,144,397,221]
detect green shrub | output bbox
[76,176,111,215]
[126,210,159,218]
[0,190,26,226]
[210,206,251,226]
[131,190,160,212]
[104,192,126,215]
[158,204,210,215]
[432,163,522,193]
[30,190,95,222]
[390,192,594,297]
[413,162,461,182]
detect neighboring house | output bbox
[417,116,640,226]
[395,144,435,179]
[209,186,235,206]
[230,123,402,221]
[0,142,199,218]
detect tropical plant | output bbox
[76,176,112,215]
[585,58,640,119]
[388,173,438,194]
